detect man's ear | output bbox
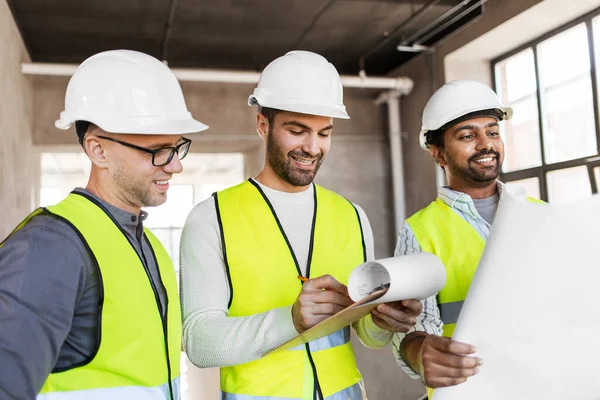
[84,136,109,169]
[429,145,447,168]
[256,113,269,140]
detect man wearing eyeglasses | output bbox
[0,50,207,400]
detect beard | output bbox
[266,132,324,187]
[446,149,502,186]
[113,161,166,208]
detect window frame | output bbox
[492,6,600,201]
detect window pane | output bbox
[538,24,597,163]
[501,96,542,172]
[144,185,194,228]
[547,166,592,204]
[592,16,600,143]
[40,187,62,207]
[495,48,537,102]
[495,49,542,172]
[506,177,540,199]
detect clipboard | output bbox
[266,253,446,355]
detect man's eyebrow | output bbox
[455,124,476,133]
[282,121,334,132]
[147,139,181,149]
[455,121,499,133]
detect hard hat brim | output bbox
[419,105,513,150]
[248,96,350,119]
[55,115,209,135]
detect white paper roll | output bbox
[348,252,446,303]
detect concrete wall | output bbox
[391,0,544,216]
[0,0,35,240]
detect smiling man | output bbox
[180,50,422,400]
[391,80,542,398]
[0,50,207,400]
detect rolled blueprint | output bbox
[348,252,446,303]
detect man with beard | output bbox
[0,50,207,399]
[180,50,422,400]
[392,80,541,398]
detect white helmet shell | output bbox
[248,50,350,119]
[420,80,512,150]
[56,50,208,135]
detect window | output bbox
[493,10,600,203]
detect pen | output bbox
[297,276,336,292]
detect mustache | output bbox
[468,149,500,163]
[289,150,322,160]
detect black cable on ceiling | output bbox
[358,0,443,75]
[161,0,180,62]
[291,0,337,50]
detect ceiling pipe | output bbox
[375,90,406,236]
[21,62,414,93]
[413,0,488,46]
[399,0,473,47]
[359,0,443,75]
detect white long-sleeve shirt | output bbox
[180,179,391,368]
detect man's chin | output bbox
[287,172,316,187]
[142,194,167,208]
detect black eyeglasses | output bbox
[97,136,192,167]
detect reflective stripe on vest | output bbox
[289,328,350,351]
[37,378,180,400]
[216,180,365,399]
[222,382,365,400]
[4,193,182,399]
[438,301,464,325]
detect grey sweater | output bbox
[0,188,167,400]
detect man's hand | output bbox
[371,299,422,332]
[402,332,482,388]
[292,274,353,333]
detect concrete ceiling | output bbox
[8,0,483,75]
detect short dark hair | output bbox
[258,107,280,127]
[75,121,90,145]
[425,129,445,148]
[75,121,99,147]
[424,108,505,149]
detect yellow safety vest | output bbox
[215,180,366,400]
[2,192,182,400]
[407,195,543,398]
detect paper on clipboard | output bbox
[266,252,446,355]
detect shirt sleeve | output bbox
[0,218,87,399]
[392,222,443,379]
[179,197,299,368]
[350,204,394,349]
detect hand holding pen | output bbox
[291,274,353,333]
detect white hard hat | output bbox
[419,80,512,150]
[248,50,350,119]
[56,50,208,135]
